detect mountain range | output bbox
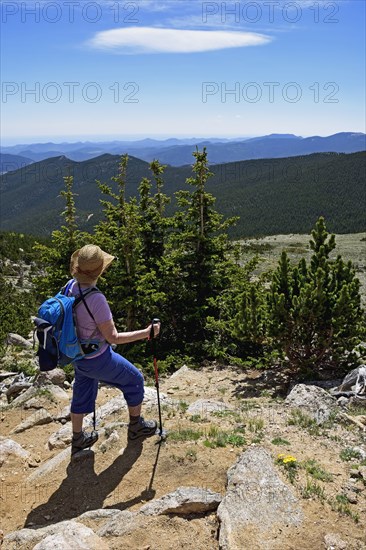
[1,132,365,170]
[1,151,364,238]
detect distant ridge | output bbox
[1,132,364,166]
[0,153,34,174]
[1,151,364,238]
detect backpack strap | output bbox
[62,279,99,321]
[76,282,97,322]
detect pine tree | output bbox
[168,148,238,356]
[95,155,143,331]
[267,217,365,374]
[34,175,90,298]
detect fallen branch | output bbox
[341,413,366,431]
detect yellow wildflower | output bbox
[283,456,297,464]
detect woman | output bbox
[68,244,159,455]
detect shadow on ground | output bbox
[25,438,161,527]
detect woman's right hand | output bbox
[147,322,161,339]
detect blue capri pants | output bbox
[71,346,144,414]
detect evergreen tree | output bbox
[267,217,365,373]
[34,176,90,298]
[167,148,238,356]
[95,155,143,331]
[0,274,34,356]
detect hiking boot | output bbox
[128,417,157,441]
[71,430,99,455]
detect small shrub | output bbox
[248,417,264,433]
[301,459,333,482]
[340,447,364,462]
[301,478,326,502]
[288,409,320,436]
[169,428,203,442]
[329,494,360,523]
[271,437,290,446]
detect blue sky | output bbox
[1,0,365,144]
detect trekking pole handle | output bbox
[149,318,161,340]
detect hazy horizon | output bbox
[2,130,365,148]
[2,1,365,142]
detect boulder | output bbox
[27,447,71,482]
[217,446,303,550]
[285,384,337,424]
[84,395,127,426]
[48,424,72,450]
[8,386,38,407]
[140,486,222,516]
[5,520,108,550]
[23,398,44,409]
[36,368,66,387]
[0,371,17,380]
[143,386,174,406]
[44,385,70,402]
[336,365,366,392]
[10,408,53,434]
[187,399,231,416]
[0,437,31,466]
[7,333,32,348]
[97,510,138,537]
[6,382,32,401]
[79,509,121,521]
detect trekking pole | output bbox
[149,318,167,442]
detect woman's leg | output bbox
[71,412,84,432]
[70,366,99,454]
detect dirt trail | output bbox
[1,364,366,549]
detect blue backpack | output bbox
[34,280,102,371]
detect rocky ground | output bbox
[1,342,366,549]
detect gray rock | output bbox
[48,424,72,450]
[54,405,71,422]
[98,430,120,453]
[27,447,70,482]
[285,384,337,424]
[11,408,53,434]
[83,389,173,428]
[5,520,108,550]
[23,398,44,409]
[337,365,366,392]
[8,386,38,407]
[0,437,31,466]
[140,486,222,516]
[97,510,137,537]
[7,333,32,348]
[217,446,303,550]
[324,533,347,550]
[79,508,121,521]
[6,382,32,401]
[337,396,349,408]
[0,371,17,380]
[143,386,173,406]
[84,394,127,426]
[36,368,66,387]
[44,385,70,402]
[187,399,231,416]
[170,365,190,378]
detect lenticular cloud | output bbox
[88,27,271,54]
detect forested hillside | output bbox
[0,151,364,238]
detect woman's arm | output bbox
[97,319,159,345]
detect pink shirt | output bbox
[69,281,113,357]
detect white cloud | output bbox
[88,26,272,54]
